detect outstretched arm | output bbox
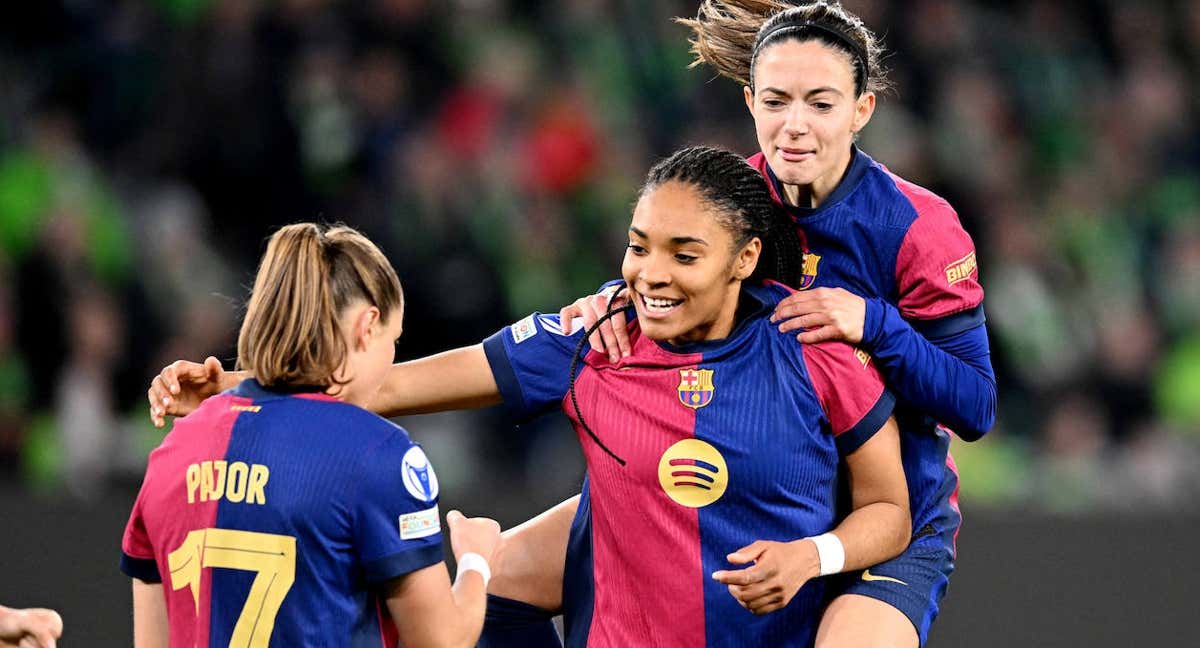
[371,346,501,418]
[149,345,501,424]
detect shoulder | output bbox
[871,167,968,241]
[321,400,412,444]
[749,280,793,306]
[851,157,960,230]
[263,394,414,449]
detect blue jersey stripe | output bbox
[835,388,897,455]
[363,543,444,584]
[909,304,986,339]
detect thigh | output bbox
[816,594,918,648]
[489,494,581,611]
[823,539,954,647]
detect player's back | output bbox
[122,379,443,647]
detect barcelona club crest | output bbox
[678,368,715,409]
[798,252,821,290]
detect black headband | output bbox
[752,20,869,95]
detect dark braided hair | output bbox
[641,145,804,287]
[568,145,805,466]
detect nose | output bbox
[636,251,672,288]
[783,105,808,138]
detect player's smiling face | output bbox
[744,39,875,207]
[622,181,760,347]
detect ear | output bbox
[744,85,755,116]
[852,91,876,134]
[353,305,382,351]
[733,237,763,281]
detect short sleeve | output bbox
[120,490,162,583]
[801,341,895,456]
[353,432,445,584]
[890,178,984,334]
[482,312,590,422]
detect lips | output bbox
[777,146,815,163]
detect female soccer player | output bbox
[550,2,998,646]
[122,224,501,647]
[148,146,912,647]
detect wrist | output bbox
[806,532,845,576]
[861,297,885,348]
[456,552,491,587]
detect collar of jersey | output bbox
[230,378,333,401]
[650,283,775,356]
[765,144,872,220]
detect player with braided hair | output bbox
[147,146,912,646]
[552,2,996,646]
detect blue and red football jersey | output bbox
[751,147,994,549]
[120,379,444,647]
[484,282,895,647]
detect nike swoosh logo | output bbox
[861,569,907,585]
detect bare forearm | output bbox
[836,416,910,572]
[388,563,491,648]
[828,501,910,572]
[373,345,501,417]
[446,573,488,647]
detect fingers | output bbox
[580,294,605,352]
[148,386,165,428]
[203,356,222,381]
[797,327,842,344]
[770,288,841,321]
[725,580,786,614]
[776,313,829,334]
[559,303,584,335]
[728,540,770,564]
[606,309,631,359]
[23,633,53,648]
[712,565,765,586]
[148,374,174,427]
[162,363,183,394]
[446,509,464,526]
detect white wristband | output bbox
[808,533,845,576]
[456,552,491,587]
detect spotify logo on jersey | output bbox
[657,439,728,508]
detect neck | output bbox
[780,146,854,209]
[666,282,743,346]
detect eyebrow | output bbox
[630,226,709,246]
[759,86,845,99]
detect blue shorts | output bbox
[830,528,955,647]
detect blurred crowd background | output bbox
[1,0,1199,525]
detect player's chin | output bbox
[636,316,686,343]
[770,157,818,185]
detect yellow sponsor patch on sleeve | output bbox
[854,348,871,367]
[944,252,978,285]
